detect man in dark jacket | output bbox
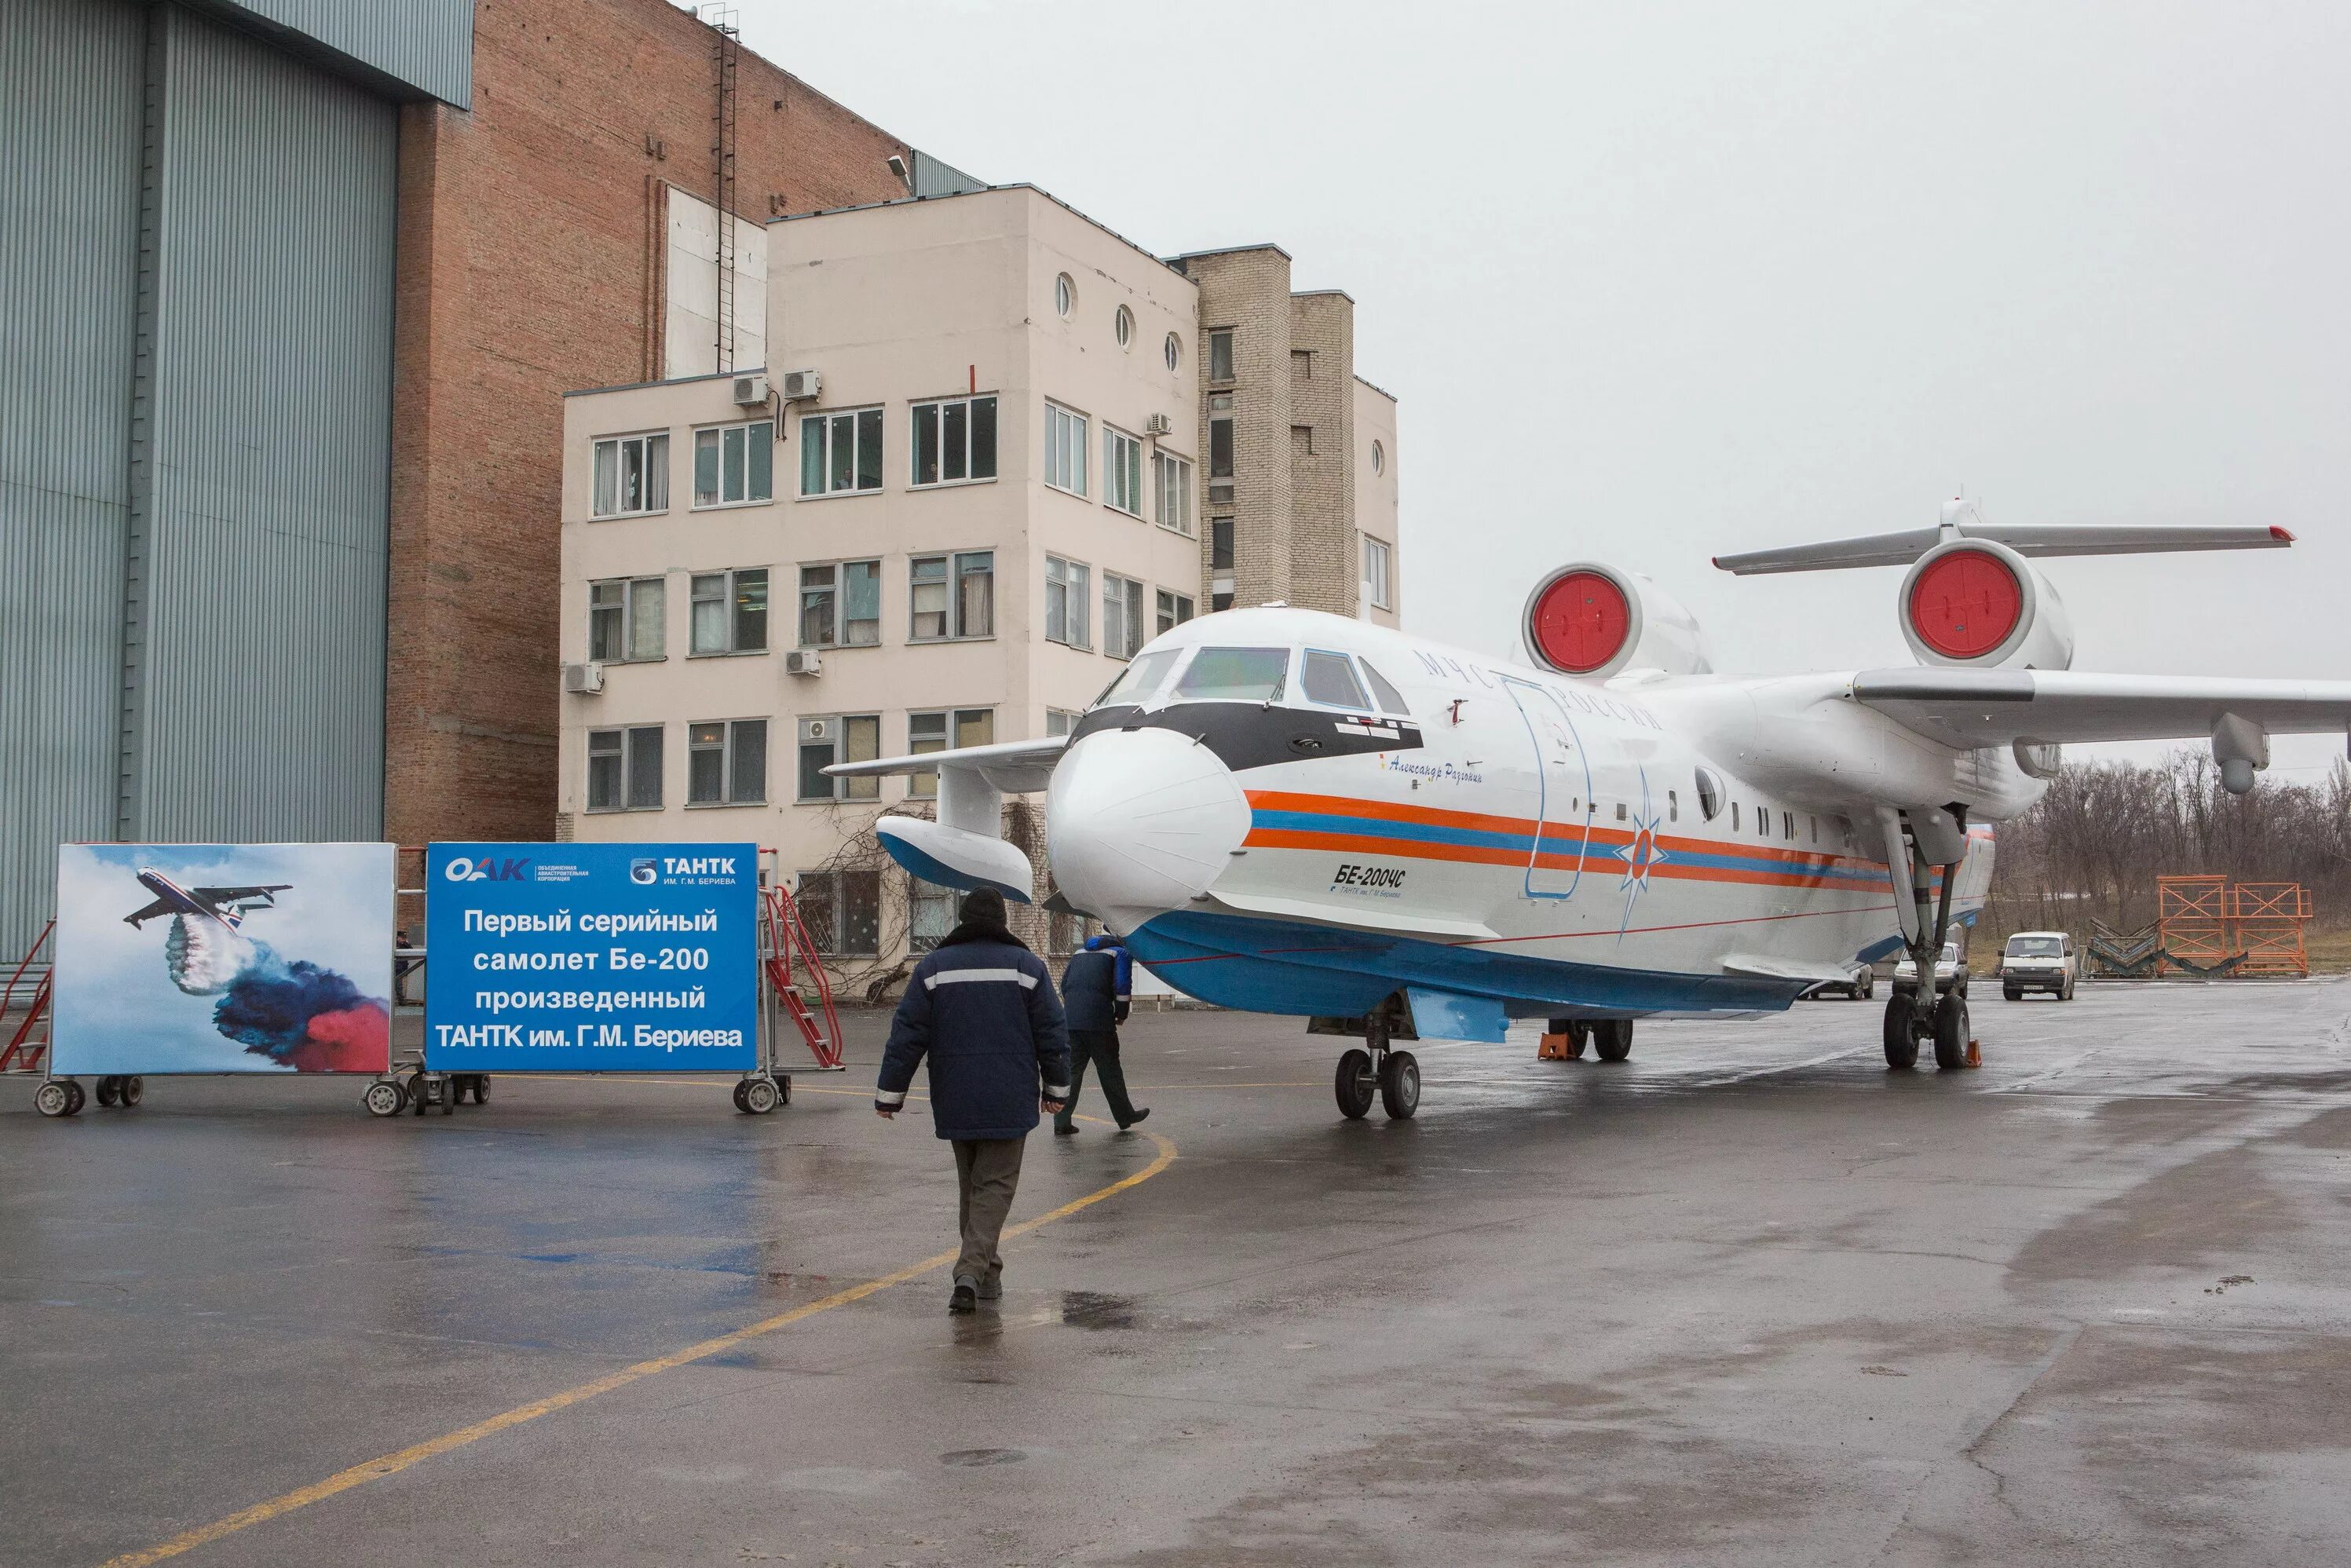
[876,886,1071,1314]
[1054,934,1150,1135]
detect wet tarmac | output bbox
[6,978,2351,1566]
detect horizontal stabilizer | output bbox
[1716,512,2292,576]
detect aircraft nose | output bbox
[1048,724,1250,932]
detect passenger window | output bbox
[1668,789,1678,822]
[1731,802,1739,832]
[1358,659,1410,715]
[1175,646,1289,703]
[1695,768,1722,821]
[1300,649,1373,710]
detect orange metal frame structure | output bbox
[2155,874,2310,978]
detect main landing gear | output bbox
[1333,1014,1420,1121]
[1880,806,1975,1073]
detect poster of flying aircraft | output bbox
[51,842,395,1074]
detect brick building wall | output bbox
[1176,246,1295,614]
[386,0,910,848]
[1287,290,1357,616]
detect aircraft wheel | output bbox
[1545,1018,1589,1059]
[740,1076,781,1115]
[95,1076,120,1107]
[1881,996,1919,1069]
[1592,1019,1633,1062]
[120,1076,143,1107]
[35,1081,74,1118]
[364,1080,406,1117]
[1933,992,1969,1071]
[1857,971,1874,1002]
[1333,1049,1376,1120]
[1379,1051,1421,1119]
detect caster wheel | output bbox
[1333,1048,1375,1120]
[1933,992,1970,1071]
[364,1080,406,1117]
[95,1076,120,1108]
[1882,996,1920,1069]
[35,1080,74,1118]
[409,1069,430,1116]
[120,1076,143,1107]
[777,1075,791,1106]
[64,1081,86,1116]
[740,1076,781,1115]
[471,1075,491,1103]
[1591,1019,1633,1062]
[1379,1051,1420,1120]
[441,1077,456,1115]
[731,1081,750,1113]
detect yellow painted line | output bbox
[101,1120,1177,1568]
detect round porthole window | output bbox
[1055,273,1074,317]
[1165,331,1181,371]
[1114,304,1133,348]
[1372,439,1385,475]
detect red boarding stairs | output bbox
[1,920,55,1075]
[761,883,843,1069]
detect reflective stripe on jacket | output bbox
[877,927,1070,1139]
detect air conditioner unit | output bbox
[801,717,830,741]
[784,649,823,677]
[1144,412,1172,437]
[731,373,769,406]
[777,368,821,402]
[561,662,605,695]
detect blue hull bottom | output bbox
[1124,910,1809,1021]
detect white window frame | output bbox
[909,550,994,642]
[909,393,1000,488]
[1102,572,1146,660]
[590,431,669,518]
[1153,451,1194,536]
[1155,587,1195,637]
[1045,707,1084,737]
[1362,535,1393,610]
[798,559,882,649]
[588,576,664,663]
[1044,402,1088,497]
[798,406,884,498]
[693,418,773,508]
[686,718,769,806]
[906,708,993,799]
[1103,426,1144,517]
[796,714,881,803]
[586,725,664,812]
[1045,555,1091,650]
[687,567,769,656]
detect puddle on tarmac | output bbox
[1058,1290,1139,1329]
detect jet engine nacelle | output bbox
[1899,537,2075,671]
[1522,562,1710,679]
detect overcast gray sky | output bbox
[742,0,2350,777]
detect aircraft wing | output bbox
[193,883,292,904]
[824,734,1069,794]
[1851,669,2351,748]
[123,897,177,927]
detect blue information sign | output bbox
[424,842,759,1073]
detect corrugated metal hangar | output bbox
[0,0,472,956]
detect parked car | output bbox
[1801,961,1876,1001]
[2001,931,2079,1000]
[1893,941,1965,995]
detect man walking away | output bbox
[1055,934,1150,1135]
[876,886,1070,1314]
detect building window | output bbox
[910,551,993,641]
[797,714,880,802]
[587,726,663,812]
[689,568,768,655]
[1208,329,1234,382]
[799,560,880,648]
[1372,438,1385,476]
[1362,536,1392,610]
[799,408,883,496]
[797,869,880,957]
[1103,426,1143,517]
[909,877,955,954]
[1102,573,1146,660]
[1155,588,1195,636]
[907,708,993,799]
[1113,304,1133,348]
[1292,349,1313,379]
[693,419,773,506]
[1154,451,1194,535]
[1291,424,1314,458]
[1045,707,1083,736]
[589,576,664,663]
[1164,332,1181,372]
[688,718,767,806]
[1212,590,1234,612]
[1208,410,1234,480]
[591,432,668,518]
[1055,272,1075,317]
[1045,556,1091,649]
[911,394,998,487]
[1211,517,1234,571]
[1044,403,1088,496]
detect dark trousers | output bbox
[950,1135,1026,1285]
[1055,1028,1139,1131]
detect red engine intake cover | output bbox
[1907,547,2022,660]
[1529,569,1631,673]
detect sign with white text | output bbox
[423,842,758,1073]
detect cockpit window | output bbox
[1300,650,1372,711]
[1095,647,1179,707]
[1174,646,1289,702]
[1358,660,1410,715]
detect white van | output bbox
[2001,931,2079,1000]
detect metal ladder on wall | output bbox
[706,5,740,375]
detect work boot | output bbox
[1118,1108,1151,1130]
[1054,1122,1080,1136]
[977,1272,1003,1301]
[949,1275,978,1314]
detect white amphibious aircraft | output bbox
[832,502,2351,1120]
